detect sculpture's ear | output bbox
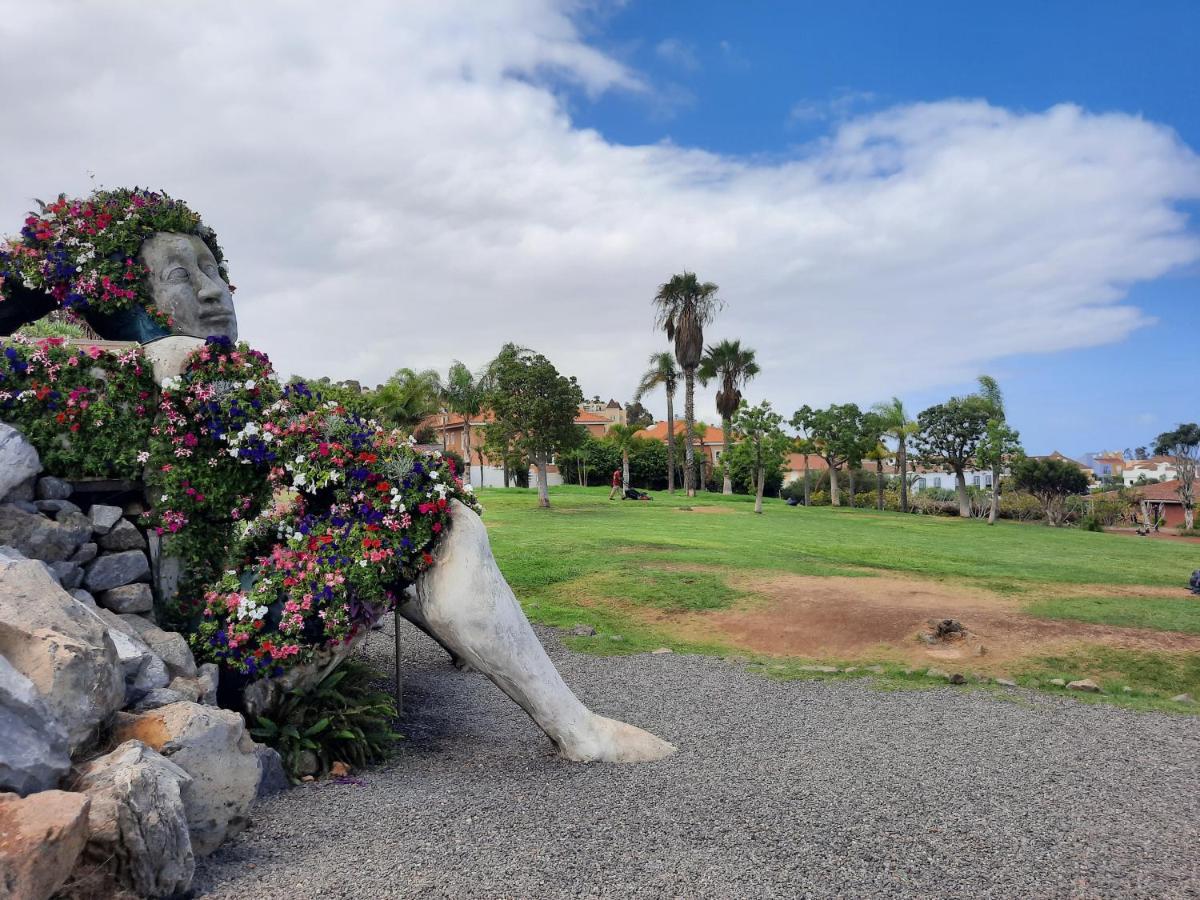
[0,281,58,336]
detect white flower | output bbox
[295,455,305,464]
[228,448,239,458]
[243,380,256,390]
[294,473,307,486]
[262,432,274,443]
[430,471,440,481]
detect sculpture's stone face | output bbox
[139,233,237,342]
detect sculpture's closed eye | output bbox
[166,266,190,282]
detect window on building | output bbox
[917,478,926,490]
[933,477,942,488]
[972,475,980,487]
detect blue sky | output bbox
[566,1,1200,456]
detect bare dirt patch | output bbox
[601,572,1200,667]
[676,505,736,515]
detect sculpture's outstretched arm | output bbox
[402,500,675,763]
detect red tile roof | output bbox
[1131,479,1199,503]
[635,420,726,444]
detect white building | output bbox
[910,467,994,493]
[1122,456,1179,486]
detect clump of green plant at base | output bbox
[249,658,401,782]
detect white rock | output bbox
[113,702,262,856]
[0,555,124,754]
[75,739,195,897]
[0,654,71,795]
[0,424,42,500]
[1066,679,1100,693]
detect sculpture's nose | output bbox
[197,272,229,306]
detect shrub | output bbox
[0,336,156,478]
[249,658,400,781]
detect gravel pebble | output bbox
[194,623,1200,899]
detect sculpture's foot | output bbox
[556,714,676,763]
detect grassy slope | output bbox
[478,485,1200,709]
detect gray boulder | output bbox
[113,702,263,855]
[255,745,290,797]
[197,663,220,706]
[0,654,71,795]
[0,555,125,754]
[49,560,84,590]
[132,688,189,712]
[89,503,124,535]
[0,423,41,500]
[76,740,195,898]
[2,475,36,503]
[84,549,151,592]
[120,614,197,678]
[99,518,147,552]
[35,498,81,516]
[36,476,73,500]
[99,583,154,614]
[70,588,96,607]
[0,503,92,562]
[70,541,98,564]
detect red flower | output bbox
[376,481,391,493]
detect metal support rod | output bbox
[393,606,403,718]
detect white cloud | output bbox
[655,37,700,71]
[1,1,1199,426]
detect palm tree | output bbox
[374,367,443,435]
[870,397,918,513]
[443,360,487,487]
[697,339,760,494]
[634,352,680,493]
[652,272,722,497]
[605,424,643,490]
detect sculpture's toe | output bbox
[560,715,676,763]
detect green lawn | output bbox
[478,485,1200,710]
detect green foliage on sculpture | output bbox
[0,336,156,477]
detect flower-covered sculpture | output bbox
[0,188,235,342]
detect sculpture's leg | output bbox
[408,500,675,763]
[397,593,473,671]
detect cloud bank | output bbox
[2,1,1198,422]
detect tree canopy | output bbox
[1011,457,1089,526]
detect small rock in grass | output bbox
[842,666,859,674]
[650,647,673,655]
[994,678,1017,687]
[1067,679,1100,693]
[1049,678,1066,687]
[865,665,885,674]
[1171,693,1194,704]
[567,624,596,637]
[1122,686,1133,694]
[608,635,625,642]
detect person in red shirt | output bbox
[609,468,623,500]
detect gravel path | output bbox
[194,623,1200,899]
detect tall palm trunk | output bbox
[463,421,472,488]
[876,458,884,510]
[666,388,676,493]
[683,368,696,497]
[829,463,841,506]
[803,456,811,506]
[898,440,908,513]
[988,463,1000,524]
[721,417,733,494]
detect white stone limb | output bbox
[405,500,675,763]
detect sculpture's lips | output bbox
[199,311,234,326]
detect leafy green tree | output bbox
[792,434,818,506]
[1154,423,1200,529]
[652,272,722,497]
[974,375,1022,525]
[914,397,991,517]
[1011,457,1090,526]
[484,345,584,507]
[845,412,884,507]
[373,367,443,434]
[790,404,865,507]
[698,339,760,495]
[729,401,791,514]
[443,360,488,487]
[870,396,918,513]
[624,401,655,431]
[634,351,681,492]
[605,423,645,489]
